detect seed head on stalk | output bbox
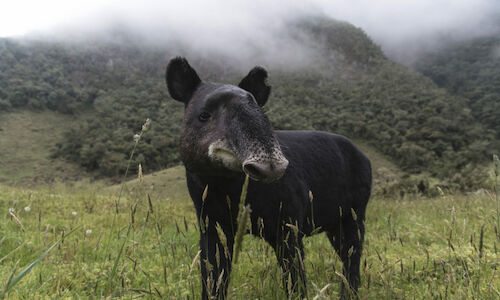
[233,175,251,264]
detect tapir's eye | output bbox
[198,112,211,122]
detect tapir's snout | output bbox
[242,157,289,183]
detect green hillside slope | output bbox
[0,110,87,185]
[415,36,500,139]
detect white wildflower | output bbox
[8,208,14,213]
[72,211,77,216]
[24,206,31,212]
[133,134,141,142]
[85,229,92,235]
[141,118,151,132]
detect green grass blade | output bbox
[493,154,499,239]
[108,224,132,290]
[0,225,81,298]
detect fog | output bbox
[317,0,500,64]
[3,0,500,65]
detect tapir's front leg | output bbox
[191,181,237,300]
[274,225,307,298]
[199,217,234,300]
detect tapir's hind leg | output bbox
[327,207,365,299]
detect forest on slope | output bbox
[0,18,496,191]
[415,36,500,140]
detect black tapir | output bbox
[165,57,372,299]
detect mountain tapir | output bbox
[165,57,372,299]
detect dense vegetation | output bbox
[0,37,183,177]
[0,18,496,189]
[415,36,500,139]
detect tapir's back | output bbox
[275,130,372,217]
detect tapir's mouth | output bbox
[242,158,289,183]
[208,139,289,183]
[208,142,242,171]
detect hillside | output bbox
[0,17,496,191]
[415,36,500,140]
[0,110,88,185]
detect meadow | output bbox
[1,168,499,299]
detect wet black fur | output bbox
[166,57,372,299]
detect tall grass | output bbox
[1,181,499,298]
[0,225,81,299]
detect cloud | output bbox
[317,0,500,63]
[0,0,108,37]
[4,0,500,65]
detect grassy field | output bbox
[1,171,499,299]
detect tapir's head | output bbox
[166,57,288,183]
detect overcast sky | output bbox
[1,0,499,64]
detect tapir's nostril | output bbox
[242,159,288,183]
[243,163,264,180]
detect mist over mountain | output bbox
[4,0,500,66]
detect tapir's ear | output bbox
[238,66,271,107]
[165,57,201,103]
